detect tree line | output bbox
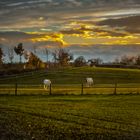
[1,43,140,70]
[0,43,102,69]
[0,43,45,69]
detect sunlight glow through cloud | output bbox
[0,0,140,61]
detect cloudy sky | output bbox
[0,0,140,62]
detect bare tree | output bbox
[120,55,135,65]
[0,47,4,65]
[135,55,140,65]
[33,45,37,54]
[45,48,49,63]
[52,50,57,63]
[114,58,120,64]
[8,48,14,64]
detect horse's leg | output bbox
[44,84,47,90]
[89,83,91,87]
[89,82,92,87]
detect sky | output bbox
[0,0,140,62]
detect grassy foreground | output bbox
[0,95,140,140]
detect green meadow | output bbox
[0,67,140,95]
[1,67,140,84]
[0,95,140,140]
[0,67,140,139]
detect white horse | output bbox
[43,79,51,90]
[86,78,94,87]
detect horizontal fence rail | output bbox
[0,83,140,95]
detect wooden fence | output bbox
[0,83,140,95]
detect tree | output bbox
[88,58,102,66]
[74,56,86,67]
[24,50,30,62]
[33,45,37,54]
[14,43,24,63]
[135,55,140,65]
[52,49,73,66]
[44,48,49,63]
[114,58,120,64]
[0,47,4,65]
[8,48,14,64]
[120,55,135,65]
[27,52,44,69]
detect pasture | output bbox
[0,95,140,139]
[1,67,140,85]
[0,67,140,139]
[0,67,140,95]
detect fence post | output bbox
[15,83,18,96]
[49,84,52,95]
[114,83,117,95]
[81,83,83,95]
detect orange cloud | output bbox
[29,32,67,46]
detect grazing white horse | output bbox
[86,78,94,87]
[43,79,51,90]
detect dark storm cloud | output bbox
[0,0,139,31]
[0,31,41,40]
[2,0,138,9]
[0,0,140,18]
[97,15,140,35]
[0,0,139,32]
[61,29,84,35]
[1,0,140,12]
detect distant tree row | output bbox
[114,55,140,65]
[1,43,140,70]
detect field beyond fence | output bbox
[0,83,140,95]
[1,67,140,95]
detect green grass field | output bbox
[0,95,140,140]
[1,67,140,84]
[0,67,140,139]
[0,67,140,95]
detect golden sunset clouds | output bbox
[0,0,140,62]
